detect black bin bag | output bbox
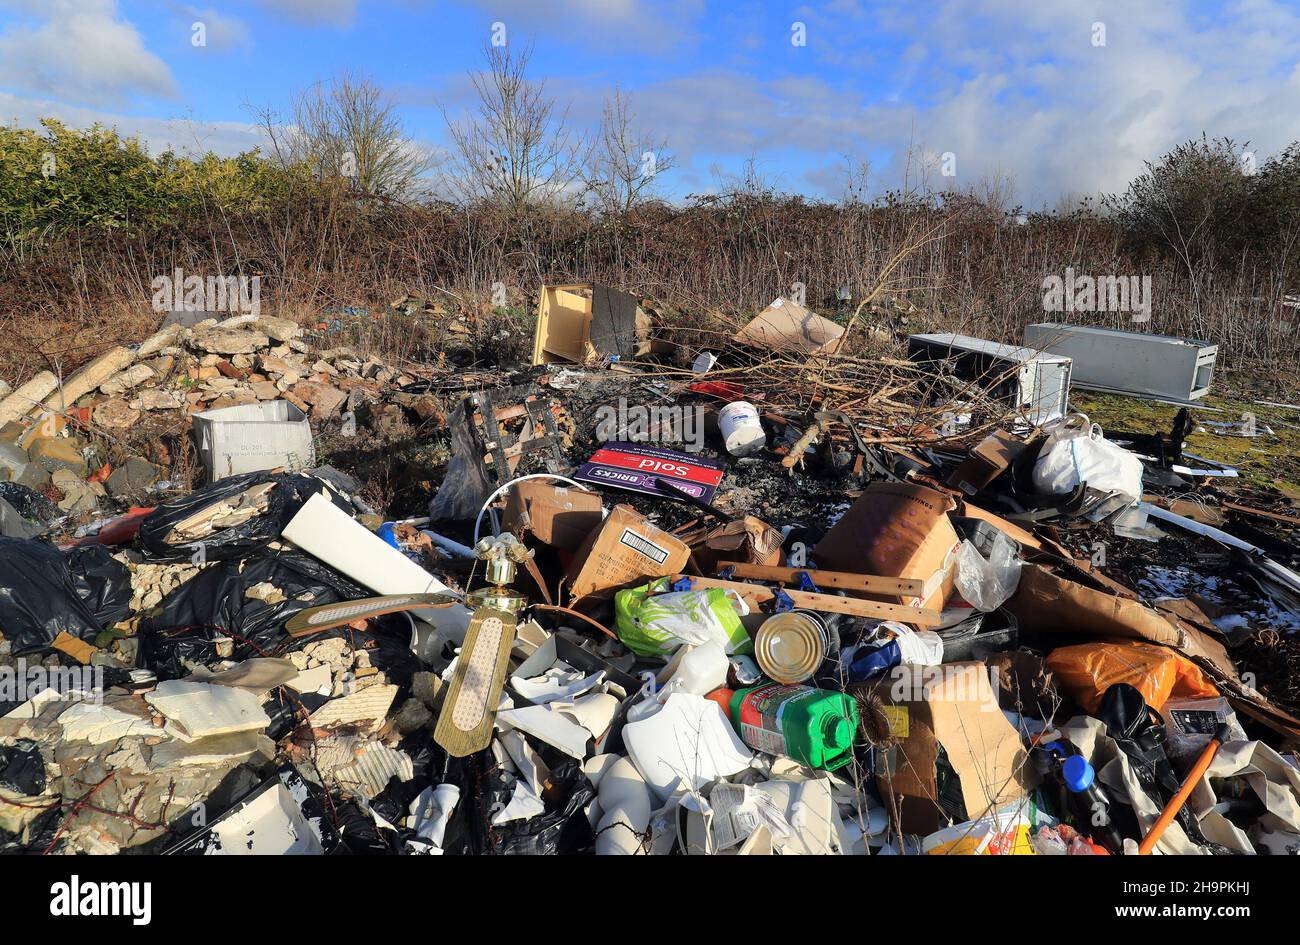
[66,544,132,628]
[138,471,349,563]
[137,549,369,675]
[0,537,126,656]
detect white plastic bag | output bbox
[872,621,944,665]
[954,534,1022,612]
[1031,413,1143,500]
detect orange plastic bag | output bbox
[1045,640,1219,713]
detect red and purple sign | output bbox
[574,442,724,502]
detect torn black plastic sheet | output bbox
[138,470,354,563]
[65,544,132,628]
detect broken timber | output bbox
[675,574,942,627]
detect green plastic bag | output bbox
[614,578,752,658]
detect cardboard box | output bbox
[868,662,1032,835]
[502,480,604,551]
[733,297,843,356]
[946,430,1027,496]
[812,482,960,610]
[532,284,657,365]
[566,504,691,604]
[681,515,784,574]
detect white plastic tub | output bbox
[192,399,315,481]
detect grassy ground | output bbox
[1072,361,1300,496]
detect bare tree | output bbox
[835,154,872,205]
[258,73,432,198]
[963,169,1017,214]
[584,87,675,214]
[442,44,586,212]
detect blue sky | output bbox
[2,0,1299,206]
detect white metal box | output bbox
[907,333,1072,426]
[1024,323,1216,401]
[192,399,315,481]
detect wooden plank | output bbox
[674,574,942,627]
[716,562,924,596]
[1222,501,1300,527]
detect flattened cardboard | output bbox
[502,480,604,551]
[682,515,784,573]
[946,430,1027,496]
[734,297,843,356]
[1008,564,1181,645]
[869,662,1031,834]
[813,481,960,610]
[1007,565,1240,682]
[566,504,690,605]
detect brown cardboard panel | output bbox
[733,298,844,355]
[813,481,960,610]
[869,662,1031,834]
[1008,564,1181,645]
[1151,597,1239,681]
[1007,565,1240,682]
[566,505,690,605]
[946,430,1027,496]
[502,480,604,551]
[682,515,783,573]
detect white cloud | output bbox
[254,0,357,27]
[174,4,253,52]
[0,0,176,105]
[5,0,1297,208]
[0,91,267,157]
[593,0,1300,205]
[458,0,705,53]
[850,0,1300,205]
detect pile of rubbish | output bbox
[2,283,1300,856]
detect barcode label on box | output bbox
[618,528,670,565]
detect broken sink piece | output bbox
[623,692,753,803]
[145,680,271,742]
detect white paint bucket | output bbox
[718,400,765,456]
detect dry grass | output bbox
[2,195,1296,387]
